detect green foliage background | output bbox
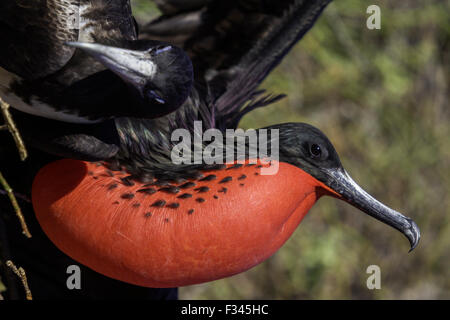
[133,0,449,299]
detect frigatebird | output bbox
[0,0,193,124]
[28,0,420,288]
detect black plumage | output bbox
[0,0,193,124]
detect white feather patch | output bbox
[0,67,101,124]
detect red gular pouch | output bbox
[32,158,337,288]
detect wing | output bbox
[142,0,329,82]
[153,0,210,16]
[141,0,331,129]
[0,0,137,80]
[142,0,331,128]
[0,0,78,79]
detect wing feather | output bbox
[0,0,137,80]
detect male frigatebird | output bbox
[0,0,193,124]
[29,0,420,288]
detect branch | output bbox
[6,260,32,300]
[0,96,32,238]
[0,171,32,238]
[0,97,28,161]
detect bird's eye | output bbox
[147,45,172,56]
[310,144,322,158]
[148,90,166,104]
[154,45,172,55]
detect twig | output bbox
[0,171,32,238]
[0,96,28,161]
[6,260,32,300]
[1,94,33,301]
[0,96,32,238]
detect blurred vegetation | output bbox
[140,0,449,299]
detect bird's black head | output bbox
[268,122,420,251]
[275,123,342,183]
[66,40,193,118]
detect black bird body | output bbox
[0,0,193,123]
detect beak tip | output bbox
[407,220,421,252]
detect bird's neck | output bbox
[113,116,293,183]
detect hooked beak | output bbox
[324,168,420,252]
[65,42,163,90]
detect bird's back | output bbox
[0,0,138,123]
